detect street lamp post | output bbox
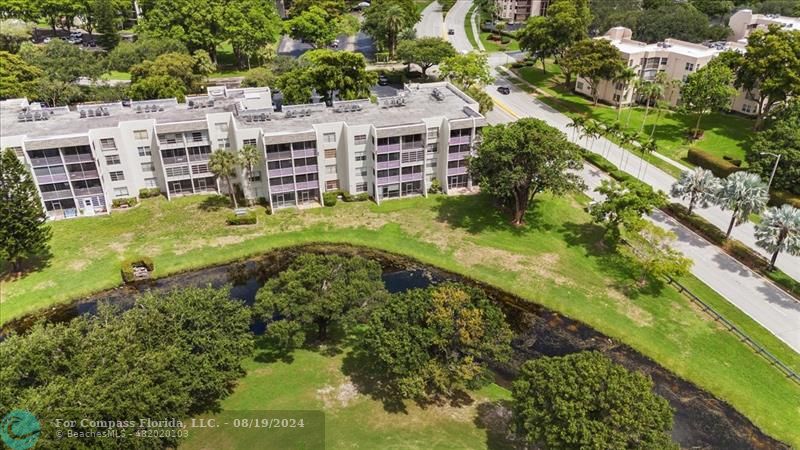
[760,151,782,193]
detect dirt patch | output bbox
[316,379,360,409]
[107,233,134,254]
[605,287,654,327]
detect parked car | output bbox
[42,37,51,43]
[331,39,340,49]
[70,31,82,38]
[497,86,511,95]
[448,28,455,35]
[378,74,389,86]
[67,36,82,44]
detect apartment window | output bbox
[109,171,125,181]
[613,94,621,102]
[191,132,204,142]
[243,138,257,147]
[215,122,228,132]
[144,178,157,188]
[325,165,337,175]
[660,58,668,65]
[685,62,695,71]
[576,81,584,90]
[324,148,336,159]
[427,159,437,168]
[166,166,190,177]
[100,138,116,151]
[355,152,366,162]
[354,134,367,145]
[358,168,368,177]
[113,187,129,197]
[323,132,336,143]
[133,129,149,140]
[105,154,121,165]
[217,138,230,149]
[355,182,368,192]
[191,164,209,174]
[742,103,754,114]
[326,180,339,191]
[427,127,439,140]
[138,146,152,157]
[427,143,438,152]
[141,162,155,172]
[249,170,262,182]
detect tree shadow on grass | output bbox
[0,248,53,282]
[198,194,231,212]
[434,194,548,236]
[253,335,295,364]
[474,400,520,450]
[340,346,409,414]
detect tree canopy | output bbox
[590,179,668,241]
[680,63,736,138]
[633,4,723,43]
[562,38,626,104]
[512,351,676,449]
[754,205,800,270]
[361,0,420,56]
[396,37,456,77]
[439,52,493,89]
[747,101,800,195]
[357,282,512,401]
[470,118,585,225]
[277,49,377,104]
[0,51,42,99]
[518,0,591,78]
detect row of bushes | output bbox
[769,190,800,209]
[686,148,743,178]
[582,150,641,186]
[139,187,162,198]
[226,211,257,225]
[111,197,138,208]
[323,190,371,207]
[120,256,154,283]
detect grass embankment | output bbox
[1,193,798,446]
[464,4,480,50]
[513,61,752,167]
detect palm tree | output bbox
[580,119,602,152]
[649,79,680,138]
[639,78,665,133]
[385,5,406,57]
[627,78,649,127]
[617,130,637,169]
[754,205,800,270]
[612,67,637,122]
[238,144,260,204]
[567,115,586,142]
[603,122,622,158]
[636,138,658,180]
[670,168,721,214]
[716,172,769,238]
[209,149,239,209]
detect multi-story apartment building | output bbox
[0,83,485,220]
[729,9,800,41]
[574,27,757,116]
[494,0,549,23]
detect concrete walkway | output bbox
[470,6,485,51]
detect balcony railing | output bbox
[159,140,185,149]
[37,173,69,184]
[377,143,401,154]
[401,172,423,182]
[448,166,468,176]
[269,183,295,194]
[377,160,401,170]
[295,180,319,190]
[447,151,471,161]
[448,135,471,145]
[267,151,292,161]
[68,170,99,180]
[162,156,188,165]
[294,164,318,175]
[41,189,73,201]
[377,175,400,185]
[62,153,95,164]
[268,167,293,177]
[29,156,63,166]
[292,148,316,158]
[72,186,104,197]
[186,138,210,146]
[188,153,211,162]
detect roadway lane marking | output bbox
[491,95,521,120]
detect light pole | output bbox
[760,151,782,193]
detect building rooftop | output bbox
[1,83,481,140]
[602,27,745,59]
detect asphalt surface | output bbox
[444,0,474,53]
[415,1,444,38]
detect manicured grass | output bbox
[101,71,131,81]
[514,61,753,167]
[463,4,480,50]
[415,0,435,14]
[2,193,799,446]
[181,346,511,449]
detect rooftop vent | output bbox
[431,88,445,101]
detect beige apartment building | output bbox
[728,9,800,41]
[574,27,758,116]
[494,0,548,23]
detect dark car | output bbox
[497,86,511,95]
[448,28,455,35]
[378,75,389,86]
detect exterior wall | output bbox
[495,0,548,22]
[729,9,800,41]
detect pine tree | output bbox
[0,148,51,272]
[94,0,120,50]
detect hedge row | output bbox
[582,150,640,185]
[138,187,162,199]
[121,256,154,283]
[323,191,338,207]
[663,203,727,245]
[111,197,138,208]
[226,212,257,225]
[769,190,800,209]
[342,192,369,202]
[686,148,743,178]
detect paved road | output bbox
[487,88,800,354]
[415,1,443,38]
[444,0,474,53]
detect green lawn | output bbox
[415,0,435,14]
[514,61,753,167]
[181,346,511,449]
[464,4,480,50]
[101,71,131,81]
[466,6,520,52]
[2,193,799,447]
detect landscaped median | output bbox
[1,193,799,447]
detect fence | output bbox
[667,277,800,386]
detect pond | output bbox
[0,244,789,450]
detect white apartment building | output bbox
[0,83,486,220]
[494,0,548,23]
[574,27,758,116]
[729,9,800,41]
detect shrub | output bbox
[342,191,369,202]
[769,190,800,208]
[111,197,138,208]
[663,203,727,245]
[120,256,154,283]
[323,191,338,207]
[686,148,743,177]
[500,37,510,44]
[138,187,162,199]
[428,178,442,194]
[226,212,257,225]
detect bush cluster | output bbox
[323,191,338,207]
[769,190,800,209]
[120,256,154,283]
[428,178,442,194]
[138,187,162,198]
[111,197,138,208]
[226,212,257,225]
[342,192,369,202]
[686,148,742,177]
[663,203,727,245]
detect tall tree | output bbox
[716,172,769,238]
[590,179,668,241]
[736,27,800,130]
[0,19,34,52]
[513,352,676,450]
[277,49,377,104]
[0,148,51,273]
[396,37,456,77]
[0,51,42,99]
[680,63,736,139]
[136,0,225,62]
[93,0,120,49]
[469,118,585,226]
[438,52,494,89]
[284,5,339,49]
[130,51,200,92]
[562,39,626,105]
[358,282,512,401]
[754,205,800,270]
[747,101,800,195]
[221,0,280,69]
[670,168,721,214]
[238,144,260,202]
[622,221,693,283]
[361,0,420,56]
[127,75,186,101]
[209,149,239,208]
[254,254,386,348]
[518,16,557,74]
[634,4,716,43]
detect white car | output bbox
[331,39,340,49]
[42,37,51,43]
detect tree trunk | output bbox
[688,193,695,215]
[317,318,327,340]
[640,101,650,133]
[768,249,780,271]
[226,176,238,209]
[725,207,738,239]
[511,188,528,226]
[693,114,702,139]
[650,107,662,138]
[541,58,546,74]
